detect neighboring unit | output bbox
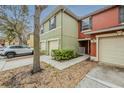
[27,33,34,48]
[40,5,124,67]
[40,6,79,55]
[78,5,124,67]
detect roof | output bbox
[42,5,119,24]
[80,5,118,20]
[41,5,79,24]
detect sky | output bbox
[27,5,107,32]
[41,5,107,19]
[0,5,107,35]
[29,5,108,20]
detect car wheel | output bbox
[6,52,15,58]
[31,51,34,55]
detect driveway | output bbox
[76,65,124,88]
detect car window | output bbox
[9,46,16,48]
[22,45,30,48]
[10,46,23,48]
[17,46,23,48]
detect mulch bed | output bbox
[0,61,96,88]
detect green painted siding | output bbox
[41,11,62,40]
[40,10,79,55]
[40,11,62,54]
[62,12,79,52]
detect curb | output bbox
[86,75,122,88]
[6,55,33,62]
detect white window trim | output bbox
[81,29,92,33]
[49,16,56,30]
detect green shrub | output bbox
[52,49,75,61]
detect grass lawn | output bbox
[0,61,96,88]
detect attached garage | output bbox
[41,41,46,51]
[48,40,59,55]
[99,36,124,66]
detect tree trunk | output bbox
[18,35,23,45]
[32,6,42,73]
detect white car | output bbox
[0,45,33,58]
[0,46,4,51]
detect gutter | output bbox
[84,25,124,35]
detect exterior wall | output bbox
[78,6,121,61]
[40,11,79,54]
[27,34,34,47]
[78,6,120,39]
[92,7,119,31]
[40,11,62,41]
[40,11,62,54]
[62,12,79,52]
[90,42,96,56]
[78,22,90,39]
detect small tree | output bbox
[0,5,31,45]
[32,5,47,73]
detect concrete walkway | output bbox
[76,65,124,88]
[0,55,89,71]
[40,55,89,70]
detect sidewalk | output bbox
[0,55,89,71]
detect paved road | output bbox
[76,65,124,88]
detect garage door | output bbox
[41,42,46,50]
[99,36,124,66]
[48,40,59,55]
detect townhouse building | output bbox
[40,5,124,67]
[78,5,124,67]
[40,6,79,55]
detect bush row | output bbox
[52,49,75,61]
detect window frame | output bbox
[120,6,124,24]
[41,24,44,34]
[49,16,56,30]
[81,17,92,31]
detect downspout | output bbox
[60,9,63,49]
[61,8,66,49]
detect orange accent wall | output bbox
[92,7,119,31]
[90,42,96,56]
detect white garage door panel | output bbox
[41,42,46,50]
[99,36,124,65]
[49,40,59,55]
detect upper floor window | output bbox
[120,6,124,23]
[49,16,56,30]
[81,17,91,31]
[41,24,44,34]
